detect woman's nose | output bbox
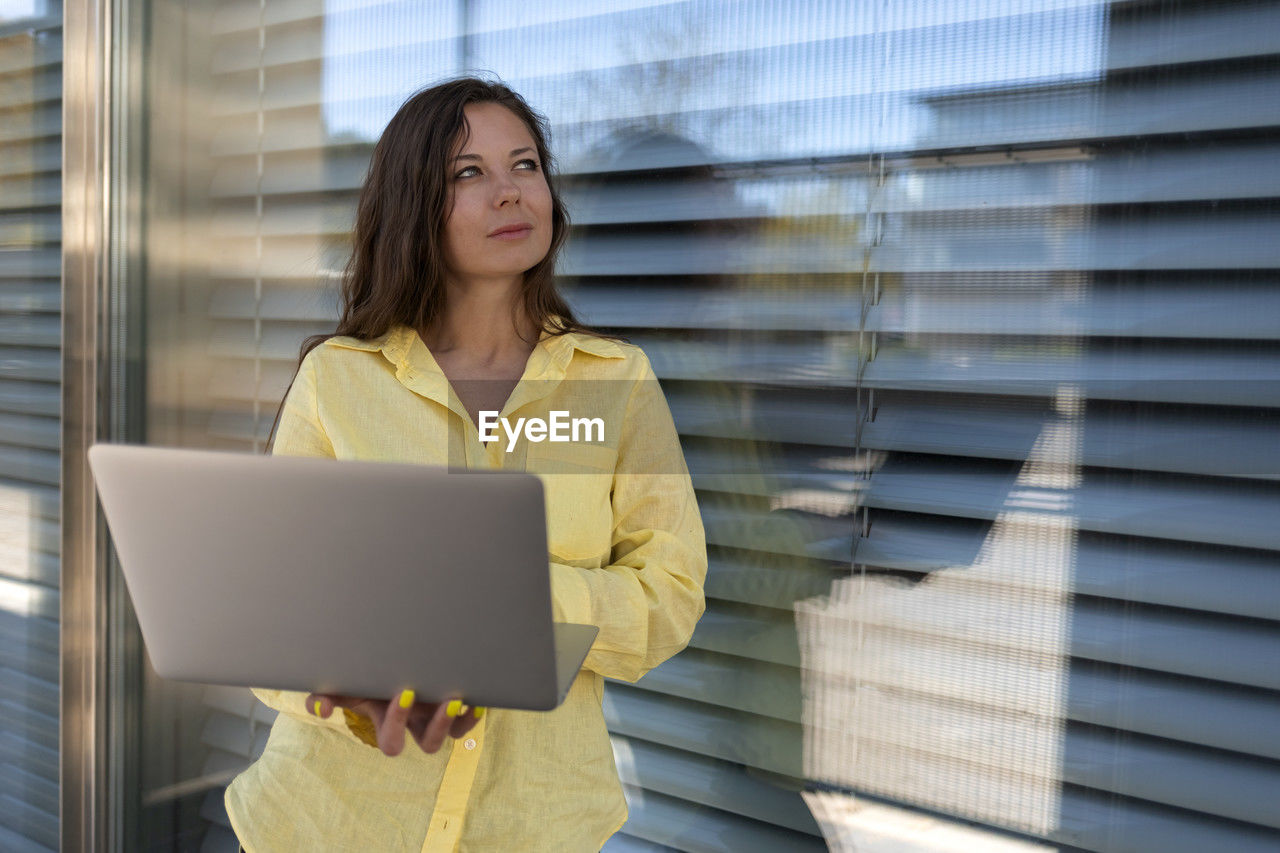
[493,174,520,205]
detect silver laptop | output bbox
[87,443,598,712]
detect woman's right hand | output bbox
[305,690,484,757]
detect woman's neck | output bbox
[419,283,539,366]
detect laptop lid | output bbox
[87,443,596,711]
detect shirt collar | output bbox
[321,320,625,420]
[322,321,625,369]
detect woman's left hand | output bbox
[304,690,483,757]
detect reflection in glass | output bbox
[116,1,1280,851]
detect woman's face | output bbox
[441,102,554,289]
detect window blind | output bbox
[796,1,1280,851]
[152,1,1280,851]
[0,6,62,852]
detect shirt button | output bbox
[464,738,477,751]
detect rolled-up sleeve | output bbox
[256,351,378,749]
[549,353,708,683]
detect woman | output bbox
[223,76,708,852]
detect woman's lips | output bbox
[489,226,533,240]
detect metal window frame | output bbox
[63,0,145,848]
[63,0,153,842]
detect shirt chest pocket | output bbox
[527,441,616,562]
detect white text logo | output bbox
[478,410,605,452]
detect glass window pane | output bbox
[116,2,1280,851]
[0,3,61,851]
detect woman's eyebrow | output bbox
[452,147,534,163]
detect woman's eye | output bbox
[454,159,539,180]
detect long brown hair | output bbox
[267,74,627,450]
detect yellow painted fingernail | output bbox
[399,689,415,709]
[314,700,322,716]
[446,699,462,717]
[473,706,486,720]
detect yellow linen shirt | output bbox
[223,323,708,852]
